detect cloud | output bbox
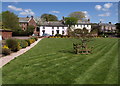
[49,11,60,13]
[104,3,113,9]
[8,5,22,11]
[82,11,90,19]
[95,3,113,11]
[102,8,108,11]
[95,5,102,10]
[98,12,110,17]
[19,9,35,16]
[8,5,35,16]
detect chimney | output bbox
[26,16,29,18]
[31,16,33,19]
[109,22,111,24]
[62,16,65,20]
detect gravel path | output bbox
[0,38,43,68]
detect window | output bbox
[36,27,40,31]
[56,30,59,34]
[62,31,64,35]
[62,27,64,29]
[42,30,45,35]
[57,27,59,29]
[52,27,54,29]
[52,31,54,35]
[43,26,45,29]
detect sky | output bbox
[2,2,118,24]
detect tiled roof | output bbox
[40,21,67,26]
[99,23,116,27]
[19,17,30,23]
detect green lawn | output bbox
[2,38,118,84]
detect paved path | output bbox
[0,38,43,68]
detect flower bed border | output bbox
[0,38,43,67]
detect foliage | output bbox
[65,17,78,27]
[25,39,31,46]
[2,11,20,30]
[115,23,120,37]
[30,37,38,41]
[74,28,89,38]
[6,38,20,52]
[12,28,27,36]
[17,39,28,48]
[2,45,9,49]
[69,11,86,20]
[26,25,35,35]
[29,38,35,44]
[2,48,11,55]
[13,25,35,36]
[55,34,62,37]
[41,14,58,21]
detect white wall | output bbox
[71,24,92,32]
[40,26,68,36]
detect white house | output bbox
[99,22,116,32]
[39,21,68,36]
[71,23,92,32]
[71,19,92,32]
[38,19,92,36]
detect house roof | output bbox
[19,17,30,23]
[99,23,116,27]
[39,21,68,27]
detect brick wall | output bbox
[2,31,12,40]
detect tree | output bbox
[64,17,78,36]
[115,23,120,37]
[41,14,58,21]
[26,25,35,35]
[69,11,86,21]
[65,17,78,27]
[2,11,20,30]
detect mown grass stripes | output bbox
[2,38,118,84]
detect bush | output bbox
[17,39,28,48]
[29,39,35,44]
[6,38,20,52]
[55,34,62,37]
[30,37,38,41]
[25,39,31,46]
[2,46,11,55]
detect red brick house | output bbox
[19,16,39,35]
[0,29,12,40]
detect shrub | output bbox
[17,39,28,48]
[55,34,62,37]
[6,38,20,52]
[34,37,38,41]
[29,39,35,44]
[25,39,31,46]
[2,48,11,55]
[30,37,38,41]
